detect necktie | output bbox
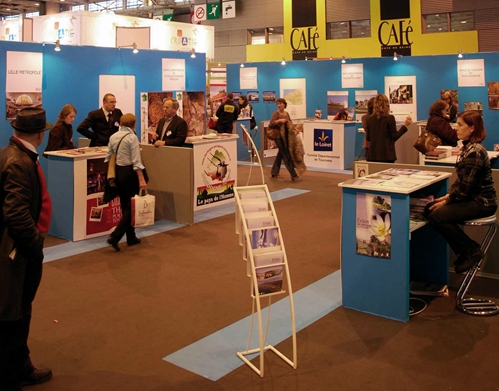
[36,160,52,233]
[107,112,113,126]
[161,118,171,140]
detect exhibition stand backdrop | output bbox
[0,40,206,174]
[227,52,499,157]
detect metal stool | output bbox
[456,215,498,316]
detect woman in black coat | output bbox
[44,104,77,153]
[366,94,412,163]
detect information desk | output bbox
[45,147,118,242]
[339,169,451,322]
[302,120,356,170]
[46,134,238,241]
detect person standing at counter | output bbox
[441,91,458,122]
[237,95,256,129]
[77,93,123,147]
[269,98,301,181]
[105,114,147,251]
[428,110,497,274]
[151,98,187,147]
[361,97,375,158]
[426,100,458,146]
[0,108,53,390]
[44,104,77,154]
[366,94,412,163]
[216,92,240,134]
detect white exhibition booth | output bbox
[2,11,214,58]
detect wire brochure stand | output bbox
[233,125,297,377]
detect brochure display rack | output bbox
[233,125,297,377]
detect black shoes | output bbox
[20,367,53,387]
[127,238,141,246]
[107,236,120,251]
[454,243,484,274]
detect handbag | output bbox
[102,133,129,203]
[131,189,155,228]
[207,117,218,129]
[413,128,442,154]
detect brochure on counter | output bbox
[341,169,447,191]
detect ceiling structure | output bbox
[0,0,193,19]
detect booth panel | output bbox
[140,145,194,225]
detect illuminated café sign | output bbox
[378,0,412,57]
[290,0,318,60]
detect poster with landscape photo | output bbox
[280,78,306,119]
[488,82,499,110]
[327,91,348,120]
[384,76,417,121]
[355,90,377,121]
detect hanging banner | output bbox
[240,67,258,90]
[458,59,485,87]
[162,58,186,91]
[341,63,364,89]
[6,51,43,120]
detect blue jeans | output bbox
[428,200,497,255]
[271,137,297,178]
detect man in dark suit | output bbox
[152,98,188,147]
[77,93,123,147]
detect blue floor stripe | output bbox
[163,271,342,381]
[43,188,310,263]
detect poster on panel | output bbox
[6,51,42,120]
[341,63,364,89]
[384,75,417,122]
[355,90,377,122]
[457,59,485,87]
[356,193,392,259]
[139,91,173,144]
[193,140,236,211]
[280,78,306,119]
[162,58,186,92]
[178,91,206,136]
[240,67,258,90]
[327,91,348,120]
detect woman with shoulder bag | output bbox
[426,99,458,146]
[104,113,147,251]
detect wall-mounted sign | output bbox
[458,59,485,87]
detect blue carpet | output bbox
[163,271,342,381]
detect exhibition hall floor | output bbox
[31,165,499,391]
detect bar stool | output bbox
[456,215,498,316]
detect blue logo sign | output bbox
[314,129,333,151]
[181,37,188,46]
[57,29,65,39]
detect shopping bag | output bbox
[131,190,155,228]
[207,117,218,129]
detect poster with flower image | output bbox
[356,193,392,259]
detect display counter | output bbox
[424,150,499,168]
[45,147,119,242]
[46,134,238,241]
[339,169,451,322]
[302,120,356,170]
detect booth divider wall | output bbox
[227,52,499,159]
[0,40,206,174]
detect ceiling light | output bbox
[393,52,402,61]
[458,49,464,58]
[341,56,346,64]
[132,42,138,54]
[190,48,196,58]
[240,62,244,68]
[281,57,286,65]
[54,40,61,51]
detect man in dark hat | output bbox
[0,108,53,390]
[77,93,123,147]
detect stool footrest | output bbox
[457,298,499,316]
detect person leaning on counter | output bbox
[77,93,123,147]
[151,98,187,147]
[44,103,77,155]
